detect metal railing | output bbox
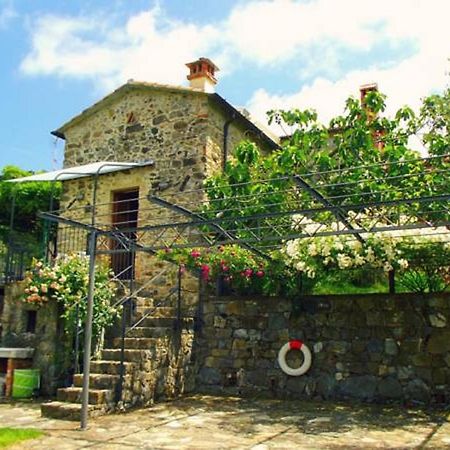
[0,242,35,284]
[114,264,186,403]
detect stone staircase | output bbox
[41,296,195,421]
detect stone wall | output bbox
[115,327,197,409]
[0,282,70,395]
[63,88,209,171]
[58,87,274,295]
[196,293,450,405]
[60,166,200,304]
[61,87,272,182]
[204,99,273,175]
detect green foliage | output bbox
[396,240,450,293]
[195,88,449,295]
[0,165,61,242]
[157,245,304,297]
[415,86,450,157]
[397,267,449,293]
[206,94,437,235]
[208,89,448,222]
[22,254,117,339]
[312,270,388,295]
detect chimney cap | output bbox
[186,57,219,71]
[360,83,379,104]
[186,57,219,84]
[360,82,378,93]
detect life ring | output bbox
[278,340,312,376]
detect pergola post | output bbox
[80,230,97,430]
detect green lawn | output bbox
[0,428,43,448]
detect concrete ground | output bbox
[0,395,449,449]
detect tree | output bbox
[195,88,449,293]
[415,85,450,157]
[205,88,448,229]
[0,165,60,244]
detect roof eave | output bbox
[51,83,280,150]
[209,93,280,150]
[51,129,65,140]
[53,82,208,137]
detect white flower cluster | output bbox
[282,214,449,278]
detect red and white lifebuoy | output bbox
[278,340,312,376]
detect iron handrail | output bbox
[126,286,179,333]
[112,265,172,309]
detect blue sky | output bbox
[0,0,448,171]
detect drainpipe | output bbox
[222,114,236,171]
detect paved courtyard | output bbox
[0,395,449,449]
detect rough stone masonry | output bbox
[196,292,450,405]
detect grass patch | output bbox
[0,428,43,448]
[312,279,388,295]
[311,270,388,295]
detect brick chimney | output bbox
[186,57,219,93]
[360,82,378,105]
[360,83,384,150]
[360,82,379,121]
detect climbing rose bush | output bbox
[283,232,407,279]
[157,245,302,296]
[159,244,265,287]
[282,213,449,282]
[22,253,117,338]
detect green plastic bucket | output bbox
[12,369,40,398]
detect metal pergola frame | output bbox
[31,153,450,429]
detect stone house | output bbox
[53,57,279,283]
[1,57,281,414]
[2,62,448,419]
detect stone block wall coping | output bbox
[214,292,450,302]
[0,347,35,359]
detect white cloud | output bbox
[0,0,17,29]
[245,0,450,132]
[20,0,449,129]
[248,53,449,128]
[21,7,220,90]
[224,0,384,64]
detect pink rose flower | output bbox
[201,264,210,280]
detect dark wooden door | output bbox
[111,189,139,279]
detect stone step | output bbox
[57,387,114,405]
[112,337,163,349]
[101,348,160,363]
[73,373,125,390]
[41,401,108,421]
[126,326,172,338]
[134,306,177,319]
[119,282,159,299]
[132,289,158,298]
[137,316,193,328]
[90,360,136,375]
[134,297,155,309]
